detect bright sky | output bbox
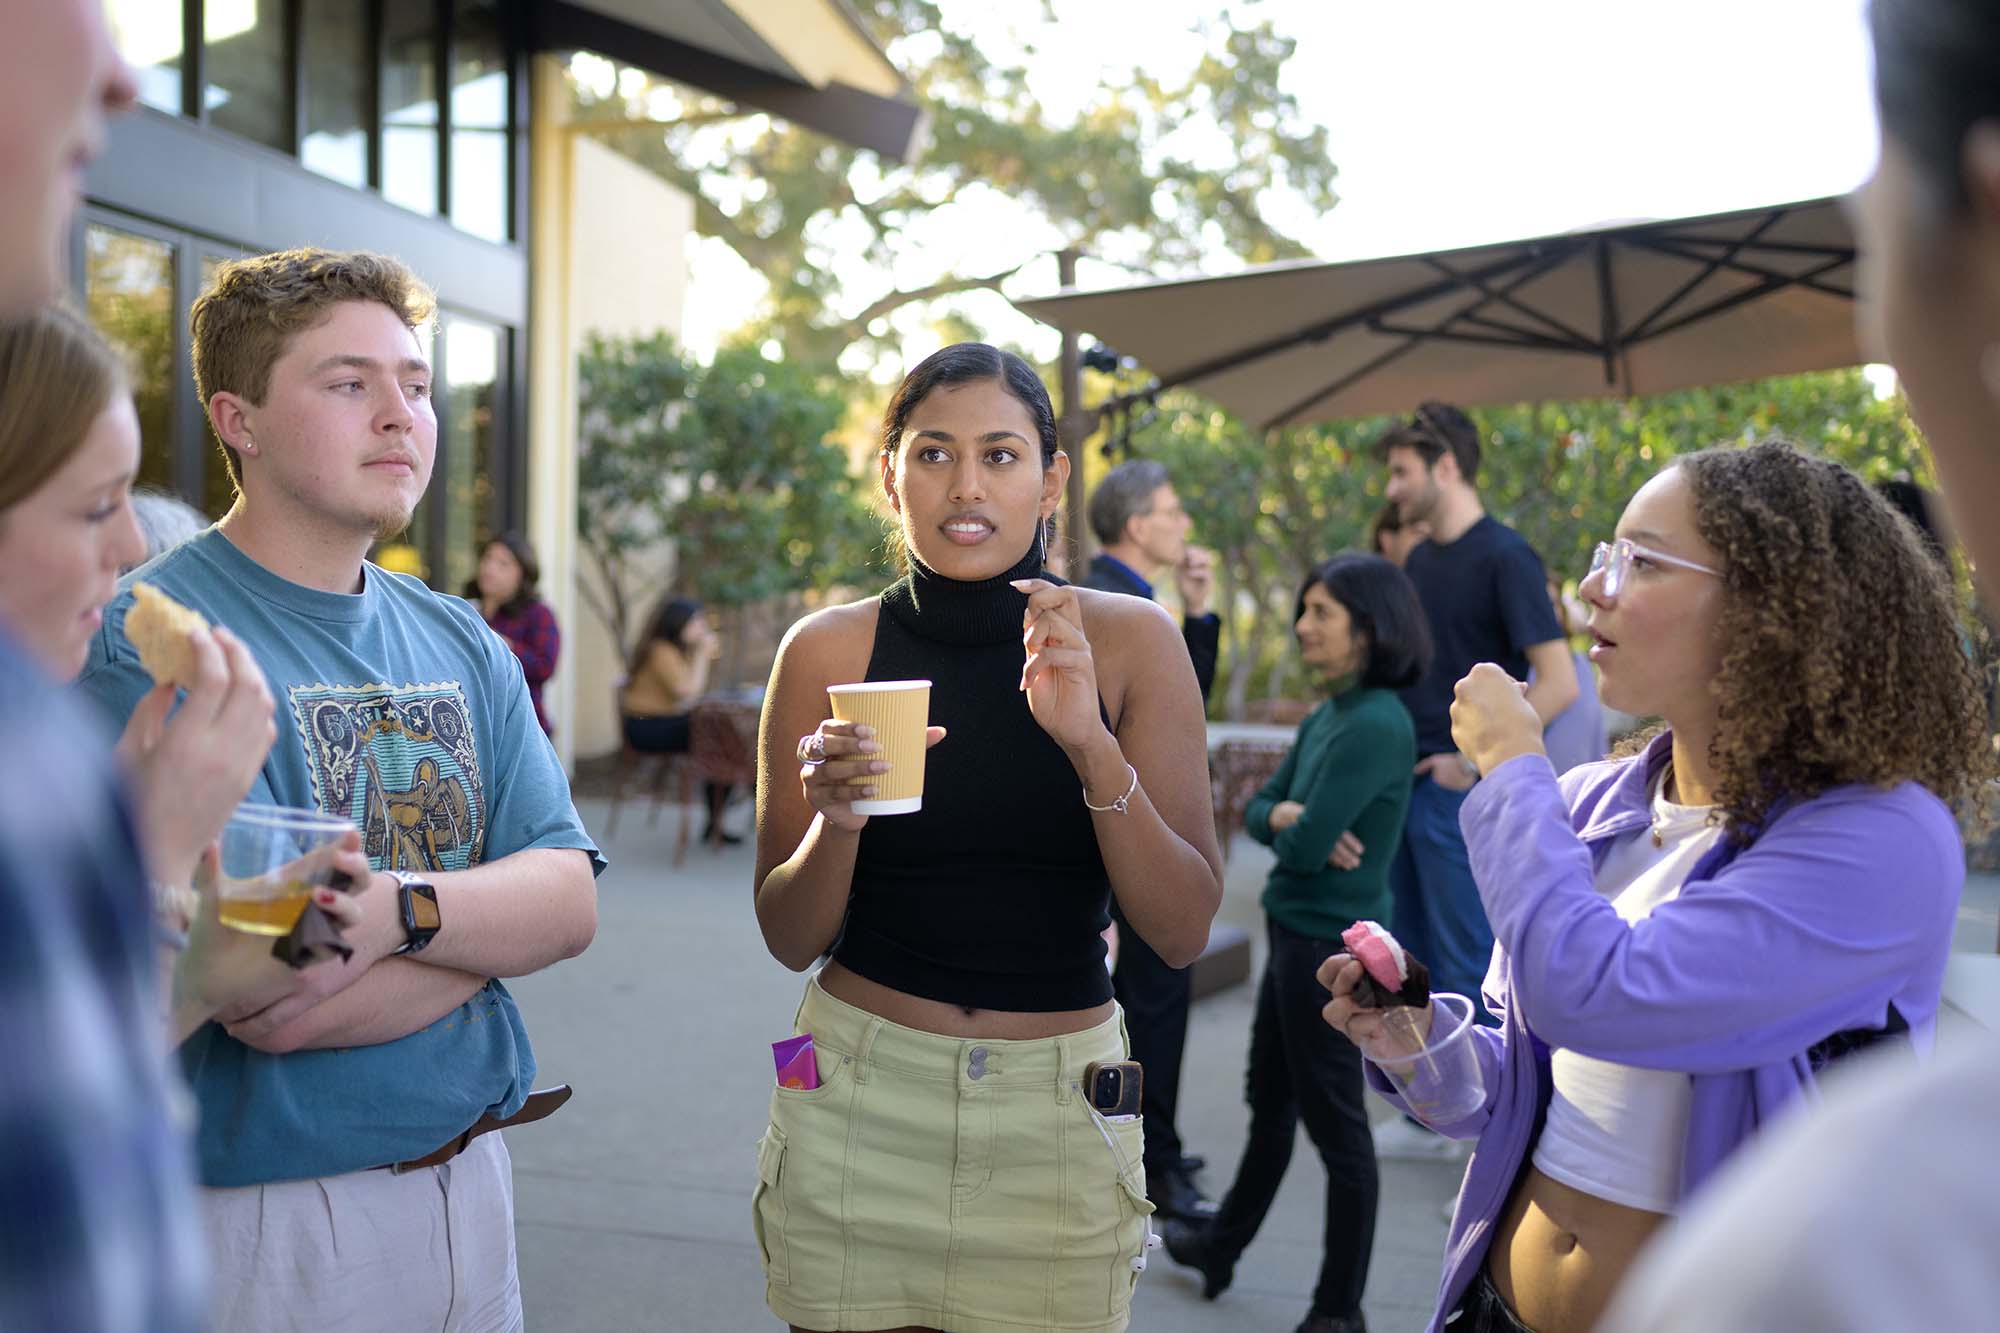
[680,0,1880,372]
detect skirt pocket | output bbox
[751,1124,790,1287]
[1104,1113,1154,1308]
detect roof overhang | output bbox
[531,0,926,162]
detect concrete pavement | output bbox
[506,800,1457,1332]
[506,794,2000,1331]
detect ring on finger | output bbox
[797,733,828,767]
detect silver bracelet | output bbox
[1082,762,1140,815]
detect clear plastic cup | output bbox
[1366,991,1486,1126]
[216,803,356,936]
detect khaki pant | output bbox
[201,1132,522,1333]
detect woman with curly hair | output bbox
[1319,439,1992,1333]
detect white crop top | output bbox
[1530,770,1723,1213]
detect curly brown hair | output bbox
[191,248,437,488]
[1673,438,1993,837]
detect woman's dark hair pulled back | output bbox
[879,343,1058,466]
[1295,553,1433,690]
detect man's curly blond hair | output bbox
[190,248,436,486]
[1671,439,1993,837]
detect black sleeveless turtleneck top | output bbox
[832,546,1114,1011]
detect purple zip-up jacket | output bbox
[1365,732,1963,1332]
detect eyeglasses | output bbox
[1586,538,1723,600]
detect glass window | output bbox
[449,0,510,242]
[438,317,503,593]
[300,0,371,188]
[204,0,290,151]
[383,5,440,216]
[84,225,179,503]
[106,0,185,114]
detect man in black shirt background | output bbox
[1080,458,1220,1219]
[1379,404,1576,1049]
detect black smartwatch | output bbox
[389,870,441,955]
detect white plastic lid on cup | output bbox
[826,680,932,694]
[1364,991,1486,1127]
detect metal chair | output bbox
[603,677,698,865]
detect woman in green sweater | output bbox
[1165,552,1429,1333]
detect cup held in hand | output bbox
[217,803,356,936]
[1366,991,1486,1126]
[827,679,931,815]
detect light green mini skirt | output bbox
[754,977,1154,1332]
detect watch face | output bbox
[409,885,441,931]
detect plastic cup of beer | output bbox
[827,679,931,815]
[217,803,356,935]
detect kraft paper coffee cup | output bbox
[827,679,931,815]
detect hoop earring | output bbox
[1035,516,1048,566]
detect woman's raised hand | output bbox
[1448,662,1543,778]
[1316,953,1433,1061]
[796,718,946,833]
[1011,579,1107,754]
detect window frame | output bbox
[118,0,513,243]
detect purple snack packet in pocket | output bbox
[773,1033,820,1090]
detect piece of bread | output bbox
[125,581,209,688]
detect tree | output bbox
[574,333,882,661]
[1129,369,1937,717]
[563,1,1339,371]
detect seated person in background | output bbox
[467,531,560,736]
[623,593,737,844]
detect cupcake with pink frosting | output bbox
[1340,919,1431,1009]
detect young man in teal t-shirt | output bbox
[78,248,602,1332]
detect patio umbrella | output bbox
[1016,197,1859,430]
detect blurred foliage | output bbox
[563,0,1337,370]
[574,333,882,659]
[1131,368,1937,717]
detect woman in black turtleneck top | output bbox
[751,344,1222,1333]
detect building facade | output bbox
[77,0,920,764]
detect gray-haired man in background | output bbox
[1079,458,1221,1221]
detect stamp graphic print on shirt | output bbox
[289,681,486,873]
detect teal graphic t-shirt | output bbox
[77,529,604,1187]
